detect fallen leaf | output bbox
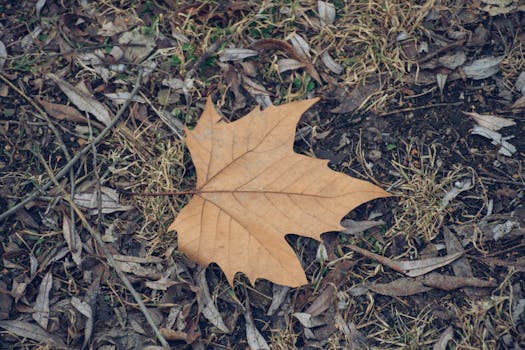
[399,252,463,277]
[0,41,7,72]
[37,98,89,124]
[330,82,380,114]
[219,48,259,62]
[318,1,336,25]
[433,326,454,350]
[266,285,290,316]
[288,33,311,59]
[506,94,525,110]
[195,269,229,333]
[421,272,497,290]
[250,39,322,84]
[370,278,432,296]
[118,28,155,64]
[73,186,133,214]
[62,213,82,266]
[277,58,306,73]
[481,0,525,15]
[443,226,478,297]
[462,56,504,80]
[32,272,52,329]
[463,111,516,131]
[145,276,178,291]
[0,320,67,348]
[471,125,516,156]
[321,52,344,74]
[46,73,113,126]
[169,98,389,287]
[245,302,270,350]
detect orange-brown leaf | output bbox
[169,98,389,287]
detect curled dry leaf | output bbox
[73,186,133,214]
[169,98,389,287]
[195,269,229,333]
[471,125,516,156]
[321,52,344,74]
[219,48,259,62]
[0,320,67,348]
[370,277,432,296]
[47,73,113,126]
[318,1,336,25]
[32,272,52,329]
[462,56,504,80]
[245,305,270,350]
[433,326,454,350]
[463,111,516,131]
[62,213,82,266]
[0,40,7,72]
[37,97,89,124]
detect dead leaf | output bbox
[330,82,380,114]
[341,219,384,235]
[195,269,229,333]
[267,285,289,316]
[421,272,497,290]
[32,272,52,329]
[250,39,322,84]
[399,252,463,277]
[318,1,336,25]
[471,125,516,156]
[169,98,389,287]
[145,276,178,291]
[433,326,454,350]
[288,33,311,59]
[37,98,90,124]
[321,52,344,74]
[506,94,525,110]
[277,58,306,73]
[462,56,504,80]
[370,278,432,296]
[463,111,516,131]
[118,28,155,64]
[245,302,270,350]
[104,92,146,104]
[0,41,7,72]
[443,226,478,297]
[63,213,82,266]
[219,48,259,62]
[73,186,133,214]
[0,320,67,348]
[46,73,113,126]
[481,0,525,15]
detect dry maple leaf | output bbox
[169,97,389,287]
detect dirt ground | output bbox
[0,1,524,349]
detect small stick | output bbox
[346,244,405,274]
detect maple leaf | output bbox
[169,97,389,287]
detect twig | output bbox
[0,70,143,222]
[35,151,169,349]
[346,244,405,274]
[378,102,463,117]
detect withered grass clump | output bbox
[386,142,480,242]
